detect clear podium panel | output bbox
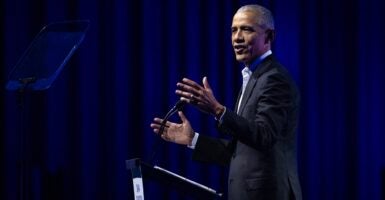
[6,20,89,91]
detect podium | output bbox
[126,158,223,200]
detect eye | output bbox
[231,27,237,33]
[242,27,254,33]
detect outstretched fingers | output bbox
[176,78,204,98]
[150,118,171,134]
[181,78,202,90]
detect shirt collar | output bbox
[246,50,272,72]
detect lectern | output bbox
[126,158,223,200]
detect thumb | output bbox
[178,111,188,123]
[203,76,212,90]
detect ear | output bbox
[265,29,275,43]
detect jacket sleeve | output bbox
[192,134,235,166]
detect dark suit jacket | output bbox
[192,55,302,200]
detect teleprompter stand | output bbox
[5,20,89,200]
[126,158,223,200]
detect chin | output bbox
[236,56,251,64]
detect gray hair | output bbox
[236,4,275,30]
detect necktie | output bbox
[237,67,252,113]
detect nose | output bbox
[233,30,244,43]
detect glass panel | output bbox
[6,20,89,91]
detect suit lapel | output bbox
[237,56,274,115]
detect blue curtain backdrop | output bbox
[1,0,385,199]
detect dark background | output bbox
[1,0,385,199]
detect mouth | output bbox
[233,44,247,54]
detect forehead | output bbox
[232,11,260,27]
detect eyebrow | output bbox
[231,25,255,30]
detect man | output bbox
[151,4,302,200]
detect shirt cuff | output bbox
[187,132,199,149]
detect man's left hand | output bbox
[176,77,225,118]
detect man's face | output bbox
[231,11,270,65]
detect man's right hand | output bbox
[150,111,195,146]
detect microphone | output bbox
[169,99,186,113]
